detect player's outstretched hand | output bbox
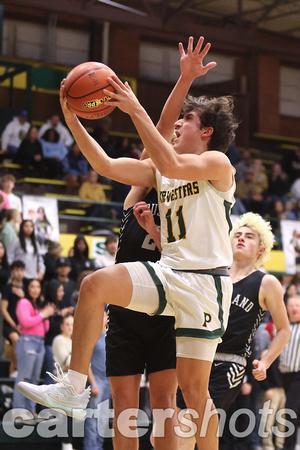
[59,79,78,125]
[252,359,267,381]
[179,36,217,81]
[103,75,140,115]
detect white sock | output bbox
[66,369,87,394]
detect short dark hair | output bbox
[10,260,25,270]
[182,95,239,153]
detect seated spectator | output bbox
[284,200,297,220]
[1,174,23,214]
[79,169,110,220]
[15,125,46,177]
[63,142,89,195]
[40,128,69,179]
[7,219,45,282]
[236,164,269,215]
[0,209,21,249]
[1,260,25,377]
[281,146,300,184]
[1,110,30,157]
[69,235,95,282]
[114,136,133,158]
[95,235,118,269]
[38,113,73,148]
[52,313,74,374]
[43,240,63,284]
[234,149,253,181]
[55,257,76,308]
[293,198,300,220]
[91,116,116,159]
[130,140,143,160]
[12,279,55,418]
[267,162,290,204]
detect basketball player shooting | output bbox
[19,36,238,450]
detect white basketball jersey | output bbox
[157,170,235,270]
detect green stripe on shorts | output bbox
[140,261,167,315]
[176,274,225,339]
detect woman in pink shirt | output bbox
[12,278,55,415]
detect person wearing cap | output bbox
[55,257,76,308]
[1,110,30,156]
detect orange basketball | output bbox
[64,62,116,119]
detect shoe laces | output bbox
[46,362,67,384]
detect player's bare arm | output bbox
[252,274,290,381]
[156,36,217,142]
[59,81,156,188]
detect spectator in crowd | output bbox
[0,209,21,249]
[38,113,73,148]
[12,278,55,418]
[43,240,63,285]
[267,162,290,204]
[0,239,10,288]
[15,125,46,177]
[52,313,74,373]
[1,174,23,214]
[0,188,11,211]
[268,200,288,249]
[235,149,253,181]
[281,147,300,184]
[7,219,45,282]
[95,235,118,269]
[68,235,95,282]
[83,312,111,450]
[252,158,269,209]
[43,279,74,384]
[235,168,255,209]
[79,169,107,202]
[1,260,25,377]
[55,257,77,308]
[284,200,297,220]
[292,198,300,220]
[279,295,300,450]
[131,140,143,160]
[40,128,69,179]
[1,110,30,156]
[284,282,298,305]
[114,136,133,158]
[63,142,89,195]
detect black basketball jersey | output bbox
[217,270,267,358]
[115,188,161,264]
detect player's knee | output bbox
[80,272,105,304]
[179,381,209,406]
[150,389,176,409]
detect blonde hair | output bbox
[230,212,275,268]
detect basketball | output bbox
[64,61,116,119]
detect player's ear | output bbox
[257,247,265,256]
[202,126,214,136]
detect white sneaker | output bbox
[18,363,90,419]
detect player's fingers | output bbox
[178,42,185,57]
[187,36,194,53]
[194,36,204,54]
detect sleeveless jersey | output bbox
[115,188,161,264]
[156,170,235,270]
[217,270,267,358]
